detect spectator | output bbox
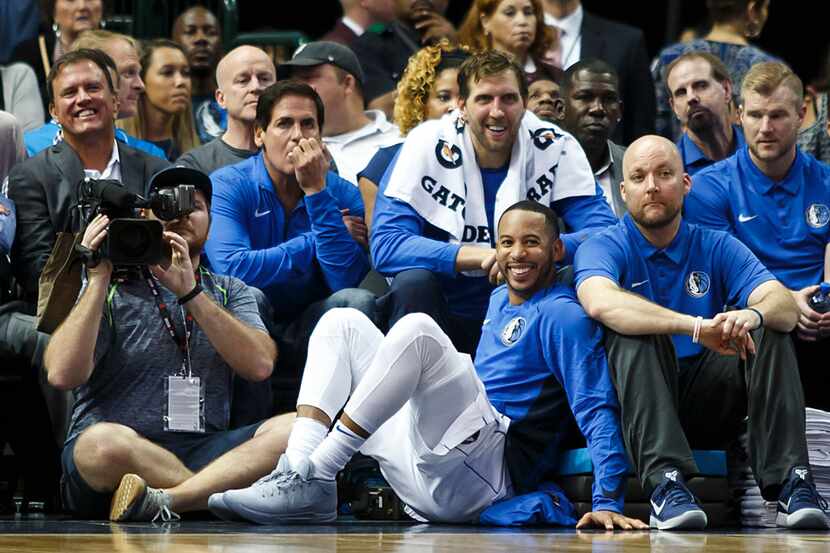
[44,167,290,521]
[575,134,826,531]
[371,50,615,354]
[7,48,168,306]
[526,62,565,123]
[351,0,456,119]
[560,58,626,216]
[652,0,775,140]
[11,0,105,118]
[172,5,225,145]
[0,62,46,131]
[798,45,830,165]
[358,40,470,229]
[458,0,558,84]
[24,30,166,159]
[121,39,200,161]
[205,81,374,414]
[321,0,397,46]
[177,46,275,175]
[685,62,830,412]
[665,52,744,176]
[542,0,656,145]
[278,41,402,186]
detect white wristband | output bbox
[692,316,703,344]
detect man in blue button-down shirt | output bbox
[685,61,830,412]
[206,81,374,413]
[575,135,826,531]
[665,52,744,176]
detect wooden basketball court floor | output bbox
[1,519,830,552]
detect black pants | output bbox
[605,327,809,500]
[378,269,482,355]
[792,334,830,412]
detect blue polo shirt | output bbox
[686,146,830,290]
[205,152,370,319]
[677,124,745,176]
[574,214,775,358]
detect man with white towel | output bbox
[370,50,615,353]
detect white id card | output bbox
[165,376,204,432]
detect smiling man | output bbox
[176,45,276,175]
[685,61,830,413]
[211,200,645,531]
[665,52,743,176]
[7,49,169,305]
[575,135,825,531]
[371,50,614,354]
[205,80,374,414]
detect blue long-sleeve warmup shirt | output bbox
[370,149,617,320]
[476,284,628,513]
[205,152,370,319]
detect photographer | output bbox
[44,168,290,521]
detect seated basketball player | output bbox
[209,201,646,530]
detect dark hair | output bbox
[562,58,619,96]
[255,80,326,131]
[458,50,528,100]
[139,39,188,80]
[498,200,560,240]
[47,48,117,104]
[665,51,731,95]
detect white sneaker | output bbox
[221,455,337,524]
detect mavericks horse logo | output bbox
[806,204,830,228]
[685,271,711,298]
[435,139,463,169]
[501,316,527,346]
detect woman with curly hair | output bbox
[120,39,200,161]
[357,40,470,230]
[457,0,556,83]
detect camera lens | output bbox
[114,223,152,257]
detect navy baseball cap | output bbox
[277,41,365,86]
[148,166,212,205]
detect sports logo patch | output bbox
[805,204,830,228]
[435,139,463,169]
[530,128,562,151]
[500,316,527,346]
[685,271,710,298]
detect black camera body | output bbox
[79,178,196,266]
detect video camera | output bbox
[78,178,196,266]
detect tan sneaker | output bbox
[109,474,180,523]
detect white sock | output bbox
[309,421,366,481]
[285,417,328,467]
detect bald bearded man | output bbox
[177,46,276,175]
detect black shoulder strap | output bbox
[0,73,5,111]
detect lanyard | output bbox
[143,268,199,377]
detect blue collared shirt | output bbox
[677,124,745,176]
[23,121,166,159]
[205,152,369,319]
[574,214,775,358]
[686,146,830,290]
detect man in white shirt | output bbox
[541,0,655,145]
[278,41,402,186]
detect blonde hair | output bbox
[741,61,804,109]
[458,0,555,62]
[394,40,469,135]
[71,29,140,54]
[121,39,200,155]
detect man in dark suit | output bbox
[542,0,655,145]
[561,59,627,217]
[7,49,168,306]
[320,0,397,47]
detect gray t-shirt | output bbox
[175,138,256,176]
[65,270,266,444]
